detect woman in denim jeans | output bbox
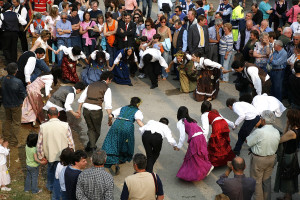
[24,133,47,194]
[219,23,234,82]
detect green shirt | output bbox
[26,145,39,167]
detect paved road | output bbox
[67,1,298,199]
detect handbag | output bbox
[162,38,171,52]
[88,22,100,38]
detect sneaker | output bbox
[33,189,42,194]
[1,187,11,191]
[206,165,214,177]
[138,73,145,78]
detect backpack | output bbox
[33,19,45,35]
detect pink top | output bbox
[286,5,300,23]
[80,21,96,46]
[125,0,137,10]
[142,28,156,42]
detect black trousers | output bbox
[142,131,163,172]
[18,31,28,53]
[2,31,18,63]
[83,108,103,149]
[144,61,161,86]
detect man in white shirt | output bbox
[139,118,177,172]
[290,13,300,33]
[139,48,168,89]
[77,71,113,152]
[226,98,260,156]
[246,110,280,200]
[43,82,86,122]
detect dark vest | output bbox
[16,51,36,84]
[85,81,108,106]
[2,11,19,32]
[243,63,268,84]
[49,86,75,108]
[219,3,231,23]
[176,27,185,51]
[239,29,247,51]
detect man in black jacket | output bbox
[116,13,136,50]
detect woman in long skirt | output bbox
[102,97,144,174]
[274,109,300,200]
[192,51,225,102]
[21,68,61,126]
[175,106,214,181]
[110,47,139,86]
[81,50,111,85]
[200,101,236,167]
[57,45,88,83]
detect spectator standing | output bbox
[269,40,287,101]
[65,150,88,200]
[104,12,118,66]
[278,27,292,46]
[247,111,280,200]
[208,18,222,62]
[236,20,253,53]
[186,9,197,31]
[216,0,232,23]
[37,107,75,192]
[28,0,52,15]
[120,153,164,199]
[252,3,263,26]
[68,6,81,48]
[286,0,300,24]
[56,12,72,67]
[142,18,156,42]
[116,13,136,50]
[58,0,71,12]
[76,150,114,200]
[0,3,27,64]
[259,0,273,20]
[2,63,27,146]
[290,13,300,33]
[273,0,288,31]
[216,157,256,200]
[12,0,28,53]
[80,12,98,58]
[142,0,152,18]
[289,60,300,110]
[253,32,271,73]
[170,6,186,22]
[125,0,137,15]
[89,1,102,21]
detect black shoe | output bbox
[150,85,158,89]
[85,145,92,152]
[128,83,133,86]
[173,77,179,81]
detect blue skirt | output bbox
[81,65,103,85]
[112,62,132,85]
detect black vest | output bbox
[49,86,75,108]
[239,29,247,51]
[176,27,186,51]
[16,51,36,84]
[2,11,19,32]
[219,3,232,23]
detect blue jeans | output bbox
[57,37,71,67]
[142,0,152,18]
[70,36,82,49]
[47,161,58,192]
[220,52,234,82]
[106,44,116,67]
[82,38,96,58]
[31,59,51,82]
[270,69,285,101]
[52,178,62,200]
[162,51,170,78]
[24,165,40,193]
[61,191,68,200]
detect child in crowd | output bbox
[207,3,215,23]
[30,12,47,47]
[0,138,10,191]
[150,34,164,54]
[24,133,47,193]
[53,147,74,200]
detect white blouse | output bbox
[194,57,222,70]
[252,94,286,117]
[59,46,86,61]
[45,15,61,36]
[112,107,143,121]
[113,52,138,65]
[40,74,53,97]
[35,37,48,59]
[0,145,9,166]
[172,54,192,63]
[90,50,110,61]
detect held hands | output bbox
[40,158,48,165]
[227,161,232,170]
[173,146,180,151]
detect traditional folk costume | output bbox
[112,49,138,85]
[176,119,213,181]
[201,110,236,167]
[173,54,197,93]
[194,57,222,101]
[102,106,143,167]
[59,46,86,83]
[22,75,53,123]
[81,50,110,85]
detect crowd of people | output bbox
[0,0,300,199]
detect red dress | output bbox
[207,110,235,167]
[61,55,79,83]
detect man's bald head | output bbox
[246,20,253,31]
[232,156,245,172]
[48,107,59,117]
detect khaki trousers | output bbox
[2,106,22,145]
[250,154,276,200]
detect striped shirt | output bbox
[31,0,52,13]
[219,33,233,56]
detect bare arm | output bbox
[280,130,297,143]
[136,119,144,127]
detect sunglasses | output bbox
[61,17,67,19]
[134,17,139,18]
[175,10,179,12]
[161,21,166,23]
[146,24,151,26]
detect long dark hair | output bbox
[201,101,212,114]
[129,97,141,108]
[90,50,106,65]
[122,48,135,64]
[177,106,196,123]
[287,109,300,129]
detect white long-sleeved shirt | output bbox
[139,120,177,146]
[113,52,138,65]
[139,48,168,69]
[112,107,143,121]
[0,10,27,28]
[90,50,110,61]
[40,74,53,97]
[252,94,286,117]
[243,66,270,95]
[0,145,9,166]
[59,46,86,61]
[78,84,112,111]
[43,87,76,112]
[194,57,222,70]
[13,5,27,21]
[201,112,235,141]
[24,53,37,83]
[232,102,259,126]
